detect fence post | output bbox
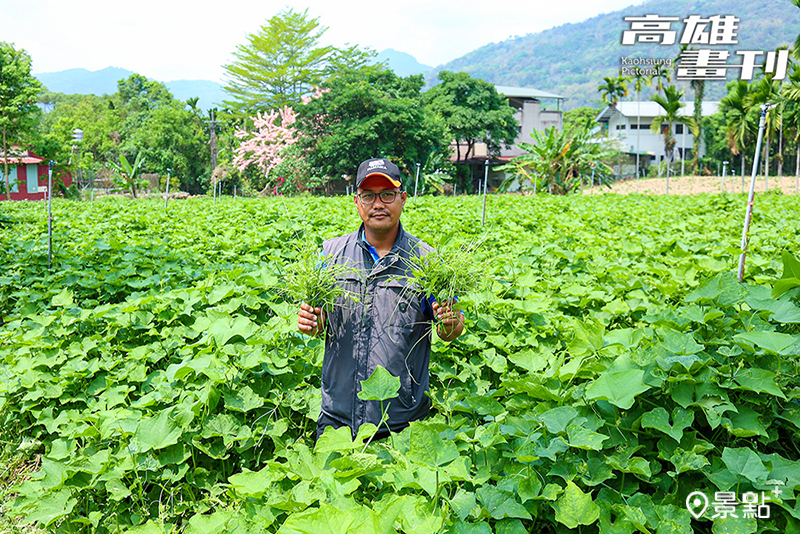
[738,104,772,283]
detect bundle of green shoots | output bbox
[404,235,488,308]
[283,239,358,310]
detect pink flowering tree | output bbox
[233,106,298,193]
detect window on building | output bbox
[675,124,684,134]
[616,124,626,130]
[26,165,39,194]
[0,166,19,193]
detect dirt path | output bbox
[584,174,800,196]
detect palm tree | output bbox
[747,73,782,189]
[598,75,630,109]
[649,64,670,97]
[631,71,651,179]
[651,85,689,193]
[676,44,706,175]
[781,62,800,191]
[720,79,755,180]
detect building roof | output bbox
[0,146,43,165]
[495,85,565,100]
[596,100,720,122]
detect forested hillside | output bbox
[431,0,800,108]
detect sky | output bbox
[5,0,642,83]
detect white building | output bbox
[595,100,720,173]
[495,86,565,158]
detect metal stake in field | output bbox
[721,161,728,191]
[47,161,53,270]
[738,103,773,283]
[414,162,420,199]
[481,160,489,226]
[164,168,171,209]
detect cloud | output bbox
[6,0,641,82]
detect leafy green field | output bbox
[1,192,799,533]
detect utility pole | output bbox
[205,110,219,174]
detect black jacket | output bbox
[320,222,434,433]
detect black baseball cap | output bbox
[356,158,402,189]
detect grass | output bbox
[403,234,488,306]
[282,238,359,310]
[1,447,44,534]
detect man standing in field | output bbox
[297,157,465,441]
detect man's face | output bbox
[355,176,406,234]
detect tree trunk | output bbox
[777,118,783,177]
[764,133,770,191]
[2,125,9,200]
[795,133,799,193]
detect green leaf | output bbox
[552,480,600,529]
[314,425,361,454]
[357,365,401,402]
[641,406,694,442]
[507,349,548,373]
[185,511,240,534]
[773,249,800,298]
[668,449,710,474]
[228,465,279,499]
[721,447,769,484]
[134,408,182,452]
[51,288,74,308]
[476,485,532,520]
[733,368,787,399]
[721,405,768,438]
[125,520,168,534]
[449,489,479,521]
[566,424,609,450]
[660,329,703,355]
[224,385,265,412]
[20,489,77,527]
[451,522,492,534]
[586,368,650,410]
[568,321,605,357]
[711,515,757,534]
[539,406,579,435]
[407,422,459,468]
[734,331,798,356]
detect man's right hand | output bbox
[298,302,325,336]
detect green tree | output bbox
[747,72,782,181]
[781,62,800,180]
[108,152,146,198]
[37,75,212,195]
[597,75,629,108]
[222,8,337,115]
[720,79,757,177]
[296,65,449,187]
[36,92,124,178]
[563,107,601,135]
[0,42,42,199]
[497,125,614,195]
[649,64,671,96]
[651,84,691,187]
[422,70,517,186]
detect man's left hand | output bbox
[432,301,465,342]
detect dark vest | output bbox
[320,222,434,433]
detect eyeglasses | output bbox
[356,191,401,205]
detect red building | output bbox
[0,146,72,201]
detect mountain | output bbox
[372,49,433,77]
[36,67,135,96]
[163,80,226,111]
[431,0,800,109]
[34,67,226,111]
